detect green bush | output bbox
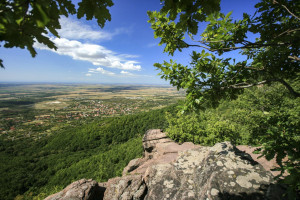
[166,84,300,195]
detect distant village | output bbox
[0,85,184,142]
[0,98,160,139]
[35,101,141,121]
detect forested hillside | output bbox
[0,105,177,200]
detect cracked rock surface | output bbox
[44,179,106,200]
[143,142,277,200]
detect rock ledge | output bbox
[46,129,286,200]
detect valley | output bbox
[0,84,184,141]
[0,83,184,200]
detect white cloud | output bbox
[58,17,112,41]
[119,54,139,59]
[147,42,159,48]
[86,68,154,79]
[120,70,134,76]
[34,17,142,76]
[57,17,132,41]
[112,27,133,36]
[34,37,142,71]
[119,71,154,78]
[89,67,115,76]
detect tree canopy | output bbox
[148,0,300,110]
[0,0,113,68]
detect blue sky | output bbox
[0,0,259,84]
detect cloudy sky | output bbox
[0,0,258,84]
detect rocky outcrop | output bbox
[46,129,287,200]
[44,179,106,200]
[122,129,199,176]
[143,142,276,199]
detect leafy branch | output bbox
[0,0,114,68]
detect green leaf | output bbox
[35,4,50,28]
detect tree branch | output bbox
[273,0,300,21]
[276,28,300,38]
[183,42,212,51]
[276,79,300,97]
[227,80,269,89]
[184,41,289,52]
[245,66,265,71]
[288,56,300,61]
[190,36,227,44]
[19,0,30,28]
[222,79,300,98]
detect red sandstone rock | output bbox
[44,179,105,200]
[236,145,288,177]
[45,129,288,200]
[123,129,200,176]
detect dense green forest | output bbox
[0,105,176,200]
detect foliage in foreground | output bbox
[0,105,175,200]
[0,0,113,68]
[148,0,299,197]
[149,0,299,110]
[166,84,300,197]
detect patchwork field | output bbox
[0,83,185,140]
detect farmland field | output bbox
[0,83,184,140]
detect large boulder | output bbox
[143,142,278,200]
[44,179,105,200]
